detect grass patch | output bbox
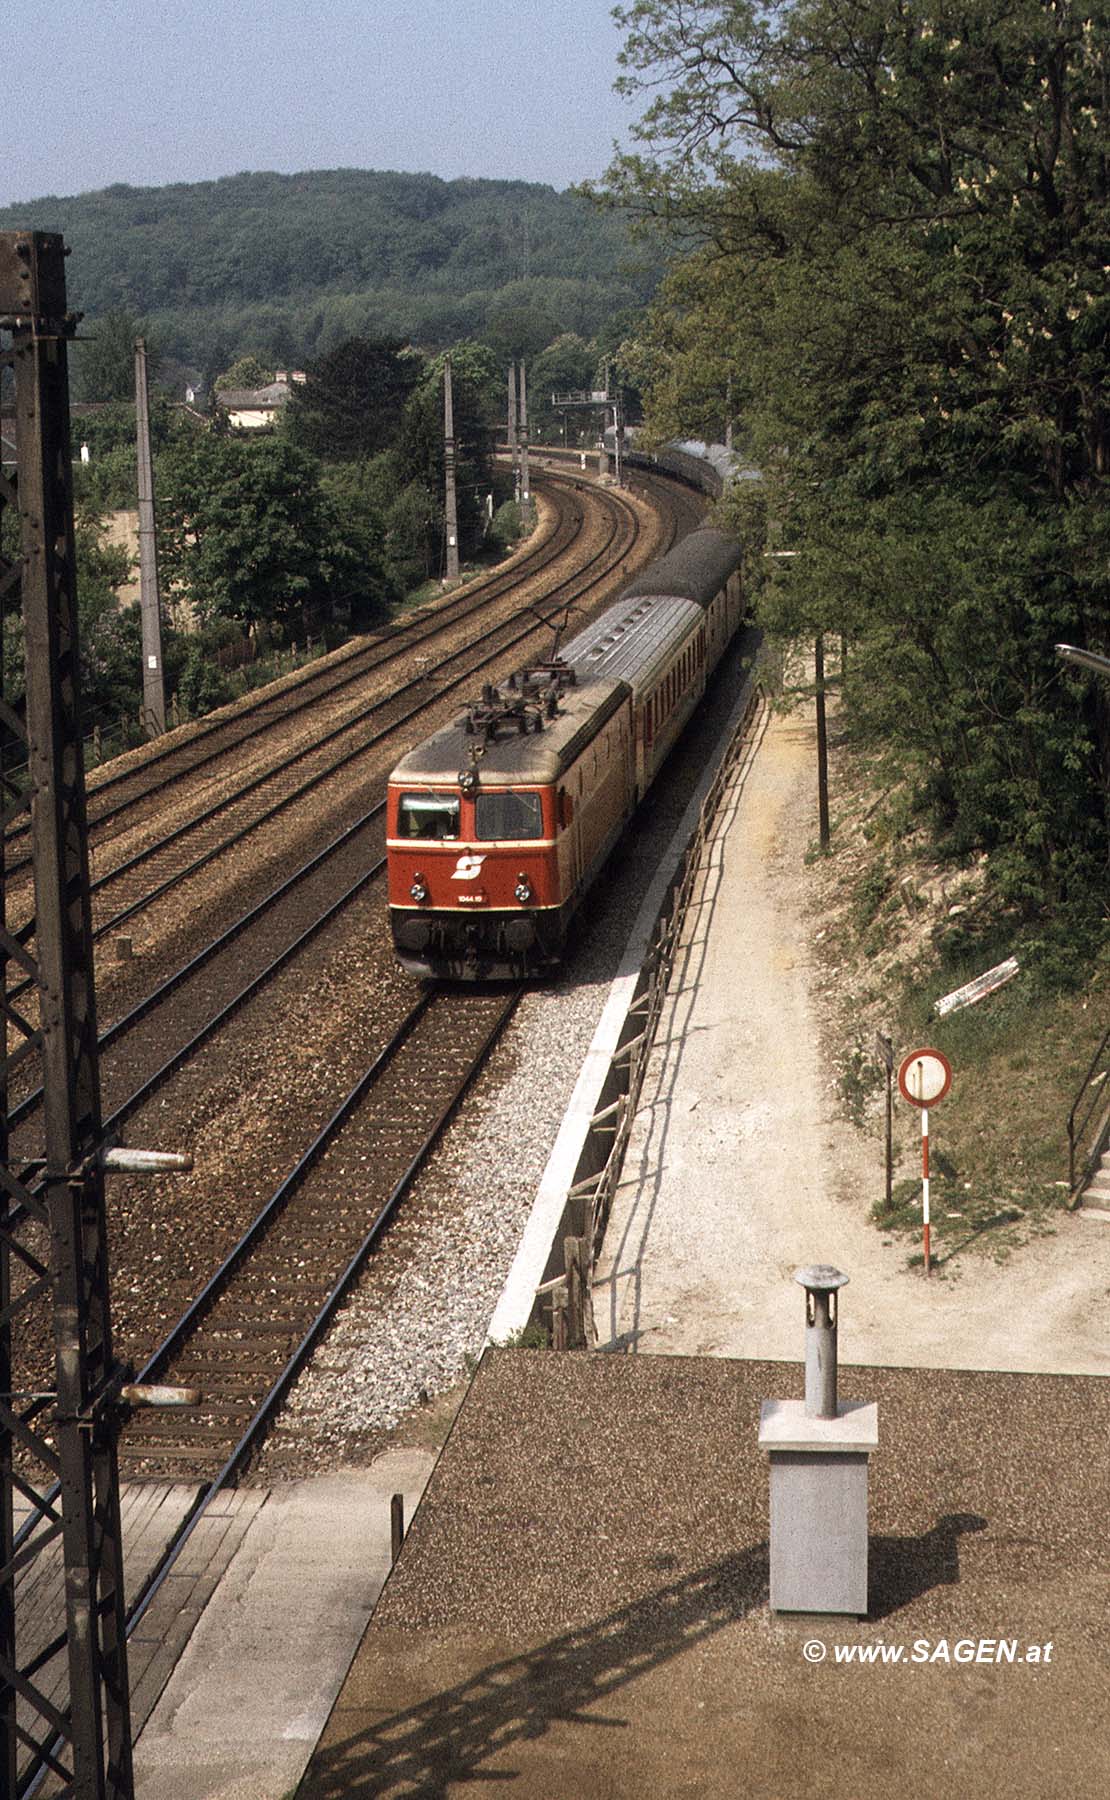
[867,951,1110,1262]
[810,720,1110,1264]
[898,962,1107,1199]
[872,1173,1059,1269]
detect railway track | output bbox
[2,475,645,963]
[117,982,521,1477]
[2,493,663,1182]
[12,980,520,1798]
[7,808,389,1147]
[2,473,578,855]
[6,465,696,1311]
[4,463,687,1358]
[7,460,711,1798]
[2,470,605,874]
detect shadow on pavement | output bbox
[300,1545,768,1797]
[869,1512,988,1620]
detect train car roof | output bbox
[389,676,630,786]
[562,594,706,693]
[390,526,741,790]
[616,525,742,609]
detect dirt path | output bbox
[594,700,1110,1375]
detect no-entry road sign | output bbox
[897,1047,952,1108]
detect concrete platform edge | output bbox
[486,653,763,1345]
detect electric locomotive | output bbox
[387,526,743,978]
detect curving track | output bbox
[3,474,647,959]
[9,465,695,1398]
[10,459,713,1795]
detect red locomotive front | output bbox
[387,779,565,976]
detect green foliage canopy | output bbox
[286,338,420,460]
[213,355,274,392]
[71,309,155,403]
[0,170,662,368]
[606,0,1110,942]
[156,433,387,636]
[396,342,500,571]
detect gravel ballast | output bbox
[254,631,759,1475]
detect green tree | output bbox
[72,309,153,403]
[483,299,560,365]
[605,0,1110,944]
[157,432,386,636]
[385,481,442,589]
[213,355,274,393]
[286,337,421,460]
[528,334,598,437]
[398,342,500,567]
[75,522,143,726]
[2,512,143,729]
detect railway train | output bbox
[386,524,745,979]
[605,429,762,501]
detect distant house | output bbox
[216,370,306,430]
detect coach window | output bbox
[397,793,460,839]
[474,790,544,840]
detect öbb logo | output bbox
[451,853,487,882]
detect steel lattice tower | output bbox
[0,231,134,1799]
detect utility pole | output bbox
[815,632,830,852]
[134,338,165,735]
[443,355,460,582]
[507,360,519,501]
[518,360,530,506]
[1,228,134,1800]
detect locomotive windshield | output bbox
[474,791,544,841]
[397,793,460,839]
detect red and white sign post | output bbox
[897,1048,953,1277]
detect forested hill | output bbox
[0,168,660,373]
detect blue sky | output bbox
[2,0,643,205]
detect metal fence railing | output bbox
[539,677,767,1348]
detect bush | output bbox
[488,499,527,554]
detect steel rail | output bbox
[120,987,520,1623]
[2,483,640,1020]
[3,470,594,861]
[8,817,388,1136]
[2,470,584,848]
[9,468,687,1794]
[5,478,640,968]
[19,986,519,1797]
[129,990,435,1386]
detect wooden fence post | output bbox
[550,1285,568,1350]
[564,1236,595,1349]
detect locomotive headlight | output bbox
[410,873,429,902]
[514,874,532,903]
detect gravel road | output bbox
[594,698,1110,1377]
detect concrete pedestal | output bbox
[758,1398,878,1616]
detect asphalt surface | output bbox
[300,1349,1110,1800]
